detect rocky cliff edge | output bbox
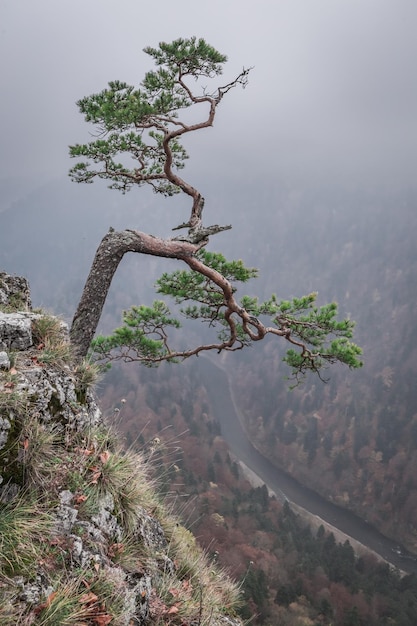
[0,271,243,626]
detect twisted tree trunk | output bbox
[70,228,199,360]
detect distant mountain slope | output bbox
[1,174,416,549]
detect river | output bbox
[195,357,417,575]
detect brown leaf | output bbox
[167,604,179,615]
[108,542,124,557]
[34,591,57,614]
[74,493,88,504]
[99,450,111,464]
[90,471,101,484]
[79,591,99,605]
[79,447,94,456]
[88,466,102,484]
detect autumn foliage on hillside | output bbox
[99,361,417,625]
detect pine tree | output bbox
[69,37,362,383]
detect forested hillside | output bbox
[1,176,416,550]
[223,183,417,550]
[96,356,417,625]
[1,176,417,623]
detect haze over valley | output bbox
[1,1,417,622]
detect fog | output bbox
[1,0,417,559]
[0,0,416,350]
[1,0,416,193]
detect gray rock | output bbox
[59,490,74,506]
[0,273,31,309]
[0,271,244,626]
[0,312,34,350]
[0,416,11,450]
[136,506,168,551]
[55,490,78,532]
[0,351,10,370]
[134,573,152,622]
[92,493,123,542]
[16,571,54,605]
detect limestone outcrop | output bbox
[0,272,243,625]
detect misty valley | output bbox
[1,173,417,624]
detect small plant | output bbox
[0,496,52,577]
[36,341,73,367]
[32,567,130,626]
[20,417,62,488]
[6,351,17,368]
[31,314,73,367]
[32,314,64,345]
[83,444,158,533]
[33,575,100,626]
[74,358,103,403]
[0,292,28,313]
[0,388,29,416]
[0,587,22,626]
[106,531,146,572]
[151,522,242,624]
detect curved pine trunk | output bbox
[70,229,198,360]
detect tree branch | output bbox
[68,38,362,381]
[70,229,200,359]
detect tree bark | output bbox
[70,228,199,360]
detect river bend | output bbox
[196,358,417,575]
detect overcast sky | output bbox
[1,0,416,193]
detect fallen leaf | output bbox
[167,605,179,615]
[74,493,88,504]
[34,591,57,614]
[80,448,94,456]
[99,450,111,464]
[90,472,101,484]
[108,542,124,557]
[79,591,98,605]
[88,466,102,484]
[45,591,57,606]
